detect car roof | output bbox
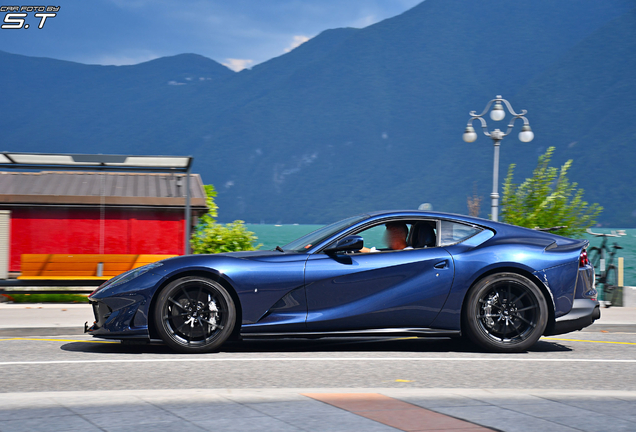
[362,210,582,244]
[364,210,496,227]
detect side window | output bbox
[357,224,389,250]
[439,221,481,246]
[355,221,413,252]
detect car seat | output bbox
[409,222,436,248]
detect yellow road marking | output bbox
[0,337,117,343]
[542,337,636,346]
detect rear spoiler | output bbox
[545,238,588,252]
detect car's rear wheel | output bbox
[464,273,547,352]
[153,276,235,353]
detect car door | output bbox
[304,247,454,331]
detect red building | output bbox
[0,171,207,274]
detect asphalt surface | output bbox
[1,303,636,431]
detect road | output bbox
[2,329,636,393]
[2,328,636,431]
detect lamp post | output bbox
[462,95,534,222]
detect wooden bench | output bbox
[18,254,177,280]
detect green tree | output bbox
[190,185,261,254]
[500,147,602,238]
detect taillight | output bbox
[580,250,590,267]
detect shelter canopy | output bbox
[0,152,191,172]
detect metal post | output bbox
[491,138,501,222]
[0,210,10,280]
[99,171,105,255]
[463,97,532,222]
[185,167,191,255]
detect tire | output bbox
[153,276,236,353]
[463,273,548,353]
[588,247,601,271]
[601,265,617,307]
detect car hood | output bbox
[215,250,283,258]
[155,250,303,270]
[215,249,308,263]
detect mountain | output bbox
[515,8,636,226]
[1,0,635,226]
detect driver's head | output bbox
[385,222,408,250]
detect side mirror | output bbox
[323,235,363,254]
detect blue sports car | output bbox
[86,211,600,353]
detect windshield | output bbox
[282,214,368,252]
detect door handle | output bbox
[434,260,448,269]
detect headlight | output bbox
[90,262,163,296]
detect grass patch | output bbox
[2,293,89,303]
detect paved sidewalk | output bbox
[586,306,636,324]
[1,388,635,432]
[0,303,92,336]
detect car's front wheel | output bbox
[153,276,235,353]
[464,273,548,352]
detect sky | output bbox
[0,0,421,71]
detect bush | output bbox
[191,220,260,254]
[190,185,261,254]
[2,293,88,303]
[500,147,602,238]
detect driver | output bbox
[360,222,412,252]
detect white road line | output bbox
[1,357,636,366]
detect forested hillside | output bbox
[1,0,634,225]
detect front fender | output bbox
[151,254,308,325]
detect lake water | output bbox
[246,224,636,286]
[246,224,322,250]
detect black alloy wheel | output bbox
[464,273,548,352]
[153,276,235,353]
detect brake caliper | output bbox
[483,293,499,328]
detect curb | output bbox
[0,327,86,337]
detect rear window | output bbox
[439,220,481,246]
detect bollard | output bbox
[618,257,624,287]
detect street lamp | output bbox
[462,95,533,222]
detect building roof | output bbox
[0,171,208,209]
